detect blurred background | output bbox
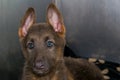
[0,0,120,80]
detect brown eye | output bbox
[27,42,34,49]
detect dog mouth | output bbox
[33,66,49,75]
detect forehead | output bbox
[27,23,57,39]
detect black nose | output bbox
[34,60,45,69]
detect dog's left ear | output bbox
[47,3,65,37]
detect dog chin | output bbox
[33,68,49,76]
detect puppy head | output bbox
[18,3,65,76]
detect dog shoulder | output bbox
[64,57,105,80]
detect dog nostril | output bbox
[34,60,45,69]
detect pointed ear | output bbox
[47,3,65,37]
[18,7,36,38]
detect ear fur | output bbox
[18,7,36,38]
[47,3,65,37]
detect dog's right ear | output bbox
[18,8,35,38]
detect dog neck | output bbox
[51,58,74,80]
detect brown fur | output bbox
[18,3,104,80]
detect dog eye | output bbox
[27,42,34,49]
[46,40,54,48]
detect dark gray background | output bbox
[57,0,120,63]
[0,0,120,80]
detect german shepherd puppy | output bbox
[18,3,104,80]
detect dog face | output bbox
[18,3,66,76]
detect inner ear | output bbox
[48,9,61,32]
[19,8,35,38]
[22,13,35,36]
[47,3,64,33]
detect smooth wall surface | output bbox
[0,0,51,80]
[58,0,120,63]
